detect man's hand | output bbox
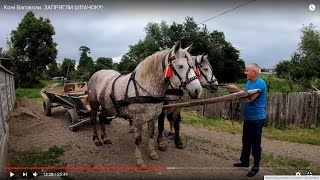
[227,84,240,93]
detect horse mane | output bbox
[135,49,170,80]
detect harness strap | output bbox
[165,89,184,96]
[110,74,123,115]
[109,72,166,114]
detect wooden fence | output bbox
[0,61,15,179]
[182,89,320,128]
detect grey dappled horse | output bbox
[87,41,203,167]
[157,54,219,151]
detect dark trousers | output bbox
[240,119,265,169]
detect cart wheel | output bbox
[68,109,79,132]
[99,115,113,124]
[43,98,52,116]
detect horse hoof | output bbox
[103,139,112,145]
[175,141,185,149]
[157,137,167,151]
[150,153,160,160]
[95,141,103,146]
[158,145,167,151]
[175,138,184,149]
[137,159,146,169]
[175,144,185,149]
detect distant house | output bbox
[256,64,262,74]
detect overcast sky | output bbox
[0,0,319,69]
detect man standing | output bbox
[228,63,267,178]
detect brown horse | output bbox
[87,41,203,167]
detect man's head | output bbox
[245,63,260,81]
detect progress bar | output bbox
[6,166,167,170]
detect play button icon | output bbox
[10,172,15,177]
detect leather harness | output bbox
[109,50,198,115]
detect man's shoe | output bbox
[246,169,259,178]
[233,163,249,168]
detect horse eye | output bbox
[204,68,209,71]
[178,65,184,69]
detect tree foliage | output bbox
[77,46,94,77]
[275,23,320,86]
[118,17,245,82]
[46,60,60,78]
[10,11,57,87]
[60,58,76,78]
[95,57,113,71]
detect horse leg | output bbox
[90,101,102,146]
[128,119,134,133]
[148,119,159,160]
[157,110,167,151]
[134,121,146,168]
[99,110,112,145]
[174,111,184,149]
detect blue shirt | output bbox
[243,77,267,120]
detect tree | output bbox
[77,46,94,71]
[94,57,113,71]
[60,58,76,78]
[10,11,57,87]
[275,24,320,82]
[47,60,60,78]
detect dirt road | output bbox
[7,98,320,180]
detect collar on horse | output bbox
[195,54,217,84]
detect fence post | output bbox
[0,74,5,134]
[4,73,9,114]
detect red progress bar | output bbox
[5,166,167,171]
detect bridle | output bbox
[164,50,199,90]
[195,54,217,84]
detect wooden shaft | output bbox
[69,116,116,129]
[162,89,260,109]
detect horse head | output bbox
[164,41,202,99]
[193,54,218,93]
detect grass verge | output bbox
[9,145,73,179]
[181,111,320,146]
[16,80,59,102]
[261,153,320,175]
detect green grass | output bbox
[265,126,320,145]
[9,145,73,179]
[9,145,66,167]
[182,111,242,134]
[261,153,320,175]
[16,80,58,102]
[182,111,320,146]
[16,88,43,101]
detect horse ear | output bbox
[205,54,208,59]
[174,41,181,53]
[184,43,193,53]
[201,53,205,62]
